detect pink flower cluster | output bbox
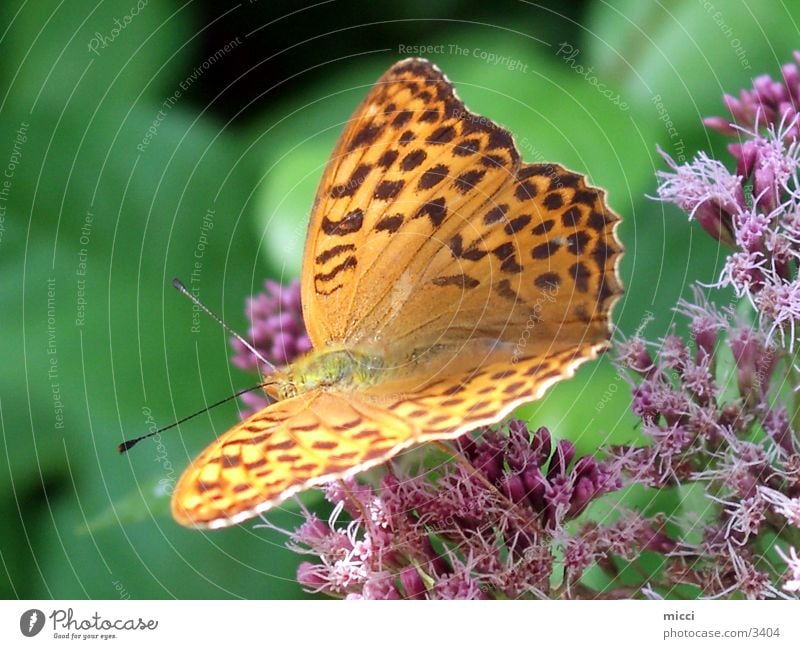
[657,53,800,353]
[649,55,800,597]
[230,279,311,414]
[613,293,800,598]
[704,52,800,138]
[275,420,625,599]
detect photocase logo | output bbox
[20,609,45,637]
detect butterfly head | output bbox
[262,368,299,401]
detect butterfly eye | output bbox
[280,384,299,400]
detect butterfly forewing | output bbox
[302,59,621,360]
[302,58,521,347]
[172,391,415,528]
[172,348,599,529]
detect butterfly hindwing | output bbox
[373,344,605,442]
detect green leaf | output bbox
[586,0,800,129]
[1,0,194,110]
[0,89,312,596]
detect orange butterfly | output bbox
[171,58,623,529]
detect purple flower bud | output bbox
[275,311,296,330]
[703,115,737,136]
[635,521,677,553]
[630,381,658,420]
[754,164,778,212]
[507,418,528,439]
[734,208,770,252]
[569,476,598,518]
[649,422,691,456]
[472,446,504,484]
[363,572,400,600]
[293,515,330,545]
[762,407,796,454]
[504,420,535,471]
[717,403,745,435]
[755,282,800,352]
[399,566,427,599]
[723,93,747,124]
[596,463,623,494]
[754,346,779,396]
[654,387,693,428]
[547,440,575,480]
[521,466,548,511]
[694,200,737,247]
[297,562,328,590]
[733,140,759,178]
[237,389,270,417]
[322,478,356,507]
[730,465,760,499]
[660,334,689,370]
[753,74,776,103]
[563,535,596,573]
[230,339,257,371]
[573,455,599,482]
[690,314,719,360]
[500,473,528,504]
[544,474,573,526]
[711,57,800,139]
[681,357,716,402]
[778,103,798,135]
[767,234,794,281]
[434,573,486,600]
[730,328,762,398]
[618,337,654,374]
[530,426,552,464]
[454,434,478,459]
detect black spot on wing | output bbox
[375,214,404,233]
[316,244,356,264]
[414,197,448,227]
[431,274,480,288]
[315,256,357,282]
[321,209,364,236]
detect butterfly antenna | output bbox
[118,383,270,453]
[171,277,276,371]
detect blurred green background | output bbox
[1,0,798,599]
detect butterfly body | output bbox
[266,347,385,400]
[170,58,623,529]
